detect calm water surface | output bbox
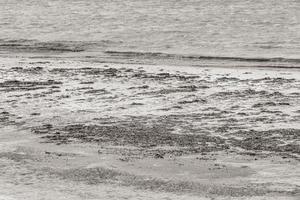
[0,0,299,66]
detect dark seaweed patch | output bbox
[230,129,300,154]
[0,80,62,92]
[33,118,229,156]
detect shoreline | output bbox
[2,51,300,69]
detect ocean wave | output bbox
[0,39,121,53]
[1,39,300,68]
[104,51,300,64]
[0,39,86,52]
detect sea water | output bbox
[0,0,299,67]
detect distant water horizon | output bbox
[0,0,299,67]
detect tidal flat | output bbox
[0,57,299,200]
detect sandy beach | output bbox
[0,56,299,199]
[1,0,300,199]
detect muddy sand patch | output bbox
[32,117,229,157]
[230,129,300,156]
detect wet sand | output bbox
[0,57,299,199]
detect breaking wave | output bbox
[1,39,300,68]
[0,39,120,53]
[104,51,300,64]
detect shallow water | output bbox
[0,0,299,67]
